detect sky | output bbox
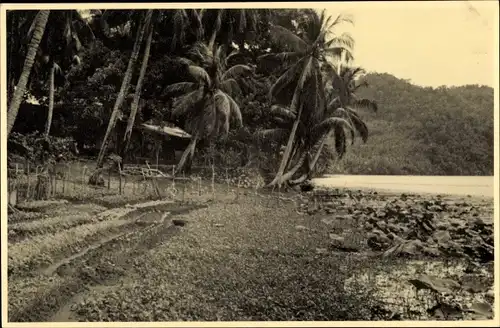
[322,0,497,87]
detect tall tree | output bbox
[7,10,50,137]
[164,42,250,173]
[258,9,354,187]
[122,11,155,155]
[93,10,151,174]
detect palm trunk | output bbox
[122,17,154,154]
[176,136,198,174]
[267,105,303,187]
[280,151,307,183]
[308,134,329,174]
[44,63,55,137]
[7,10,50,137]
[95,10,150,170]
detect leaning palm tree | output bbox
[256,102,356,186]
[122,9,204,157]
[93,10,152,176]
[7,10,50,137]
[164,42,251,173]
[290,64,378,184]
[121,11,155,155]
[258,9,354,187]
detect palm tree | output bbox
[258,9,354,187]
[7,10,50,137]
[256,103,356,186]
[122,11,155,155]
[164,42,251,173]
[43,62,64,137]
[264,64,378,185]
[93,10,153,175]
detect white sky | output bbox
[322,0,497,87]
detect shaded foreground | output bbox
[7,180,495,322]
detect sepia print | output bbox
[1,1,497,325]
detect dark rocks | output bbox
[172,219,187,227]
[432,230,451,244]
[367,230,391,251]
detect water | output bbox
[312,175,494,198]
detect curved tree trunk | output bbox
[176,136,198,174]
[94,10,150,170]
[267,105,303,187]
[122,14,154,155]
[280,151,307,184]
[7,10,50,137]
[44,63,55,137]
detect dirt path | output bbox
[8,201,207,322]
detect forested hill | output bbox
[330,73,494,176]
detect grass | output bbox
[72,197,382,321]
[8,211,137,277]
[7,163,495,322]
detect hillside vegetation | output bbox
[328,73,494,176]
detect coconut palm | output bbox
[256,102,356,186]
[93,10,153,176]
[121,11,156,156]
[257,9,354,187]
[164,42,252,173]
[7,10,50,137]
[269,65,378,185]
[42,10,97,137]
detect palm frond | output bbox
[188,65,211,86]
[220,78,242,97]
[270,104,296,121]
[225,93,243,127]
[311,117,353,146]
[214,90,231,135]
[255,128,290,146]
[257,51,306,69]
[327,14,354,30]
[269,24,308,52]
[221,64,253,81]
[268,57,305,102]
[164,82,196,96]
[172,88,204,117]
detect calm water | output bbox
[312,175,495,198]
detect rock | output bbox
[485,290,495,303]
[367,231,391,251]
[435,221,450,231]
[408,274,460,294]
[172,219,187,227]
[433,230,451,244]
[385,223,399,234]
[466,302,493,319]
[461,276,489,293]
[295,225,307,231]
[399,239,424,256]
[422,246,441,257]
[376,221,387,231]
